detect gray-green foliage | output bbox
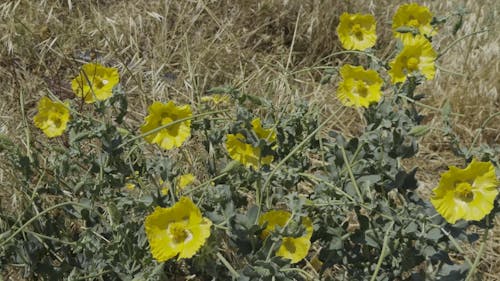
[1,25,499,281]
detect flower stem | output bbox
[370,221,394,281]
[397,94,465,117]
[0,201,91,247]
[440,227,473,266]
[260,107,347,216]
[299,172,356,202]
[216,252,240,279]
[465,224,490,281]
[280,267,315,280]
[469,111,500,153]
[340,146,364,203]
[437,29,489,60]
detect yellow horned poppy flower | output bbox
[336,64,383,108]
[140,101,192,150]
[388,35,437,84]
[225,118,277,169]
[161,174,196,195]
[71,63,119,103]
[431,159,499,224]
[337,13,377,50]
[33,96,70,138]
[259,210,313,263]
[145,197,212,261]
[178,174,195,190]
[392,3,437,40]
[251,118,277,143]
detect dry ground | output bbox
[0,0,498,280]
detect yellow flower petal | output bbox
[430,159,499,224]
[276,237,311,264]
[392,3,437,40]
[336,64,383,108]
[140,101,192,150]
[144,197,212,262]
[388,35,437,84]
[258,210,313,263]
[252,118,277,143]
[71,63,119,103]
[33,96,71,138]
[337,13,377,51]
[225,118,276,169]
[178,217,212,259]
[259,210,291,239]
[178,174,195,190]
[125,183,136,191]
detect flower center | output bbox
[407,19,420,28]
[454,182,474,202]
[168,223,193,244]
[161,116,174,126]
[352,24,364,40]
[355,82,368,98]
[94,77,108,89]
[48,115,62,128]
[406,57,420,71]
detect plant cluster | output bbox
[1,3,499,281]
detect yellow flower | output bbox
[140,101,192,150]
[259,210,313,263]
[337,12,377,51]
[431,159,499,224]
[71,63,119,103]
[336,64,383,108]
[388,35,437,84]
[225,118,276,169]
[251,118,277,143]
[178,174,195,190]
[392,3,437,40]
[161,174,196,195]
[125,183,136,191]
[200,94,230,105]
[145,197,212,261]
[33,96,70,138]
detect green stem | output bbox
[440,227,473,266]
[280,267,315,280]
[397,94,465,117]
[74,270,111,281]
[0,201,91,247]
[370,221,394,281]
[437,29,490,60]
[469,111,500,152]
[184,172,228,195]
[118,109,229,148]
[435,63,466,77]
[323,50,381,63]
[260,107,346,215]
[299,172,356,203]
[216,252,240,278]
[24,230,77,245]
[340,146,363,202]
[465,225,489,281]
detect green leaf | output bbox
[409,125,431,137]
[426,228,443,241]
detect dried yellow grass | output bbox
[0,0,498,280]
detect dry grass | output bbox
[0,0,498,280]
